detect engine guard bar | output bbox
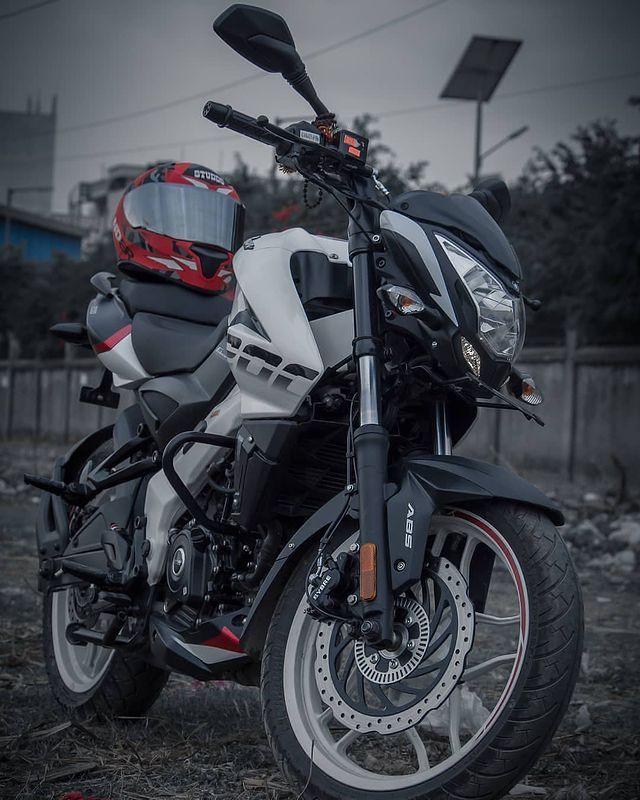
[161,431,236,531]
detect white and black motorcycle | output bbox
[28,5,583,798]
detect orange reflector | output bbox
[359,543,377,601]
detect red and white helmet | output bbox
[113,162,244,294]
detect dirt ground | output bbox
[0,442,639,800]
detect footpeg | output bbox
[24,474,95,505]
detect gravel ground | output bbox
[0,441,639,800]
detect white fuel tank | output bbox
[227,229,353,418]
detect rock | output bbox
[420,685,489,736]
[582,491,601,504]
[580,652,589,676]
[611,549,636,572]
[587,549,636,573]
[510,783,547,796]
[609,519,640,549]
[574,704,591,733]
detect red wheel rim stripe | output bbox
[453,509,529,733]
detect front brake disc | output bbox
[314,557,474,734]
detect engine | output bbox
[166,525,221,607]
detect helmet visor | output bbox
[123,182,244,252]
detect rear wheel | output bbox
[262,502,583,799]
[42,432,168,717]
[43,588,168,716]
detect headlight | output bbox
[435,234,525,359]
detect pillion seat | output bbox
[118,276,232,376]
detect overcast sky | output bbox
[2,0,639,212]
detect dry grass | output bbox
[1,454,639,799]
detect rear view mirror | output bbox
[214,4,303,76]
[214,3,331,118]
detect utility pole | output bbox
[440,36,522,187]
[473,91,483,185]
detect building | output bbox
[0,96,56,215]
[0,204,84,262]
[69,163,149,254]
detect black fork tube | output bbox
[348,181,394,646]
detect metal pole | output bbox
[4,188,13,247]
[473,93,483,186]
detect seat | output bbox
[131,313,227,376]
[119,277,232,326]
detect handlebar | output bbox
[202,101,290,149]
[202,100,373,180]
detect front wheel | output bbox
[262,502,583,800]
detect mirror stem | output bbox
[284,68,331,117]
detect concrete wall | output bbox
[456,344,640,486]
[2,345,640,487]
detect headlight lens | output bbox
[435,234,525,359]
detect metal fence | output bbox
[2,339,640,486]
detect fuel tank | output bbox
[227,228,354,418]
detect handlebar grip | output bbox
[202,101,284,148]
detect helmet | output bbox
[113,162,244,294]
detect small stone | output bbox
[574,703,592,733]
[613,549,636,572]
[609,520,640,549]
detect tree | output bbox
[506,120,640,344]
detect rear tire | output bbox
[43,589,168,717]
[262,501,583,800]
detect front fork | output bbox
[350,244,393,646]
[349,192,450,647]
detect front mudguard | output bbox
[240,455,562,658]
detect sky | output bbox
[1,0,639,212]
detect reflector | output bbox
[359,543,377,601]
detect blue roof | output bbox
[0,205,84,262]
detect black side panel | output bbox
[131,313,226,375]
[119,277,232,325]
[113,404,145,449]
[156,394,232,449]
[232,420,298,529]
[290,251,353,319]
[391,190,521,278]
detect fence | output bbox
[1,341,640,487]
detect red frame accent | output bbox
[94,324,132,354]
[201,626,243,653]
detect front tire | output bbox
[262,502,583,799]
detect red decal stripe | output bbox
[202,626,243,653]
[94,324,132,353]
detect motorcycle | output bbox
[28,5,583,798]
